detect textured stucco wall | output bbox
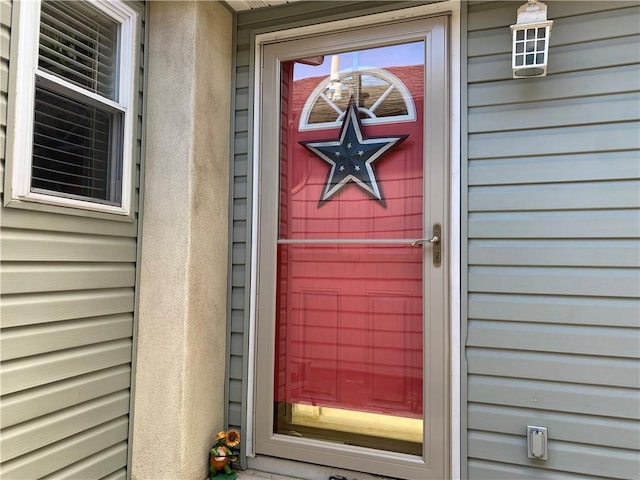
[131,2,233,478]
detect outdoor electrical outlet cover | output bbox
[527,425,548,460]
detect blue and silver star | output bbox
[300,97,408,207]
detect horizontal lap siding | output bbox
[0,2,145,478]
[466,2,640,479]
[228,22,249,439]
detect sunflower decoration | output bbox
[224,430,240,448]
[209,429,240,479]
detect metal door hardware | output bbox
[411,223,442,267]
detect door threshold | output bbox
[246,456,403,480]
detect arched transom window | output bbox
[298,66,417,131]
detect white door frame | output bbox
[247,2,461,478]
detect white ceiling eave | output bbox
[225,0,304,11]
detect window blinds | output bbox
[39,0,118,100]
[32,86,121,203]
[32,0,122,204]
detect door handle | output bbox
[411,223,442,267]
[410,235,439,246]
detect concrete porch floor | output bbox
[237,471,303,479]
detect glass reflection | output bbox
[275,41,425,455]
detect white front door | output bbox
[254,14,450,480]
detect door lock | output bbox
[411,223,442,267]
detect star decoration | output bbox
[300,97,408,207]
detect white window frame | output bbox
[5,0,137,217]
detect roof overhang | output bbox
[225,0,304,11]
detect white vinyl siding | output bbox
[0,0,145,477]
[465,1,640,479]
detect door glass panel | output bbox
[275,41,425,455]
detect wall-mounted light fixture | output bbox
[510,0,553,78]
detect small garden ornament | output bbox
[209,429,240,479]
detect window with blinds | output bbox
[32,0,123,205]
[6,0,136,215]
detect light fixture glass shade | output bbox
[510,1,553,78]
